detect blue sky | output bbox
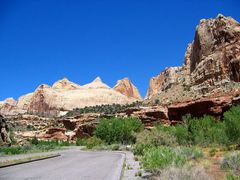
[0,0,239,100]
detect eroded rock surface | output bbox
[114,78,142,100]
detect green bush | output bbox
[140,146,203,172]
[86,137,104,149]
[184,115,228,146]
[142,147,186,171]
[172,125,190,145]
[224,106,240,145]
[94,117,143,144]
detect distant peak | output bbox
[113,78,142,100]
[62,77,69,81]
[83,76,110,89]
[93,76,102,82]
[52,78,81,90]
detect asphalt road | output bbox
[0,149,125,180]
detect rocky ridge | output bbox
[0,77,141,116]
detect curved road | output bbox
[0,149,125,180]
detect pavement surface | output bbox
[0,148,125,180]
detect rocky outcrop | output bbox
[61,113,100,139]
[0,98,18,116]
[119,106,169,128]
[40,128,68,141]
[145,14,240,104]
[0,115,11,145]
[114,78,142,100]
[0,77,141,116]
[168,93,240,121]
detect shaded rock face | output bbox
[28,85,59,116]
[119,106,169,128]
[168,97,231,121]
[114,78,142,100]
[0,115,11,145]
[145,14,240,103]
[61,113,100,139]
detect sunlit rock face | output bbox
[145,14,240,104]
[0,77,141,116]
[113,78,142,101]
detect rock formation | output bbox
[145,14,240,104]
[0,115,11,145]
[0,77,141,116]
[114,78,142,100]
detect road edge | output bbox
[0,154,60,168]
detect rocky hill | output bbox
[145,14,240,105]
[0,77,141,116]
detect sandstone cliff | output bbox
[113,78,142,100]
[145,14,240,104]
[0,77,141,116]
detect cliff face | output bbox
[0,77,141,116]
[114,78,142,101]
[145,14,240,103]
[190,14,240,88]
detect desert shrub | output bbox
[86,136,104,149]
[133,143,153,156]
[142,147,186,171]
[133,128,177,156]
[76,138,87,146]
[175,146,203,160]
[158,165,211,180]
[94,117,143,144]
[221,151,240,176]
[156,124,190,145]
[224,106,240,145]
